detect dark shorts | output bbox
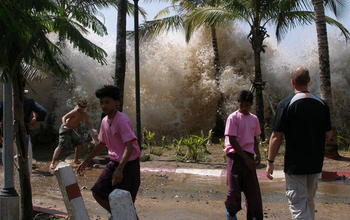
[58,125,83,148]
[91,158,140,203]
[225,152,263,220]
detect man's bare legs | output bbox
[50,146,63,170]
[74,144,83,164]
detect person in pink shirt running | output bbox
[77,85,141,216]
[224,90,263,220]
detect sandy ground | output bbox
[1,144,350,219]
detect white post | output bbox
[0,80,19,220]
[109,189,137,220]
[54,162,89,220]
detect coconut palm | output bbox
[0,0,108,218]
[134,0,228,135]
[115,0,147,111]
[50,0,147,111]
[115,0,128,111]
[309,0,349,157]
[52,0,117,46]
[185,0,350,141]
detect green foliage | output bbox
[219,138,226,162]
[336,123,350,153]
[259,140,269,161]
[142,127,157,154]
[141,128,214,162]
[173,137,184,156]
[177,130,213,162]
[258,123,271,160]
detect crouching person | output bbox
[77,85,141,218]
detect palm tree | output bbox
[135,0,228,136]
[115,0,147,111]
[52,0,120,45]
[115,0,128,111]
[185,0,349,141]
[309,0,349,157]
[1,0,108,218]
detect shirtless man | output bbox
[50,99,97,170]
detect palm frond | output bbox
[324,0,349,19]
[325,15,350,41]
[53,16,108,65]
[154,5,182,19]
[274,10,314,42]
[69,7,108,36]
[136,14,186,40]
[185,7,236,42]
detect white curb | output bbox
[175,168,223,177]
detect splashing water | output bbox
[5,26,350,139]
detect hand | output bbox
[254,154,261,167]
[77,161,88,176]
[90,129,98,136]
[27,123,34,130]
[266,162,274,180]
[112,168,123,186]
[245,157,257,171]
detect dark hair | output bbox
[77,99,87,106]
[95,85,120,101]
[237,90,253,103]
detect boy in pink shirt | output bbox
[77,85,141,215]
[224,90,263,220]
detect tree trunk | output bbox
[11,71,33,220]
[253,49,265,141]
[211,26,225,136]
[115,0,128,112]
[250,21,266,141]
[312,0,339,157]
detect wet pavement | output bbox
[1,161,350,219]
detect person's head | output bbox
[77,99,88,110]
[95,85,120,116]
[237,90,253,115]
[291,66,310,89]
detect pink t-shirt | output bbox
[224,110,261,155]
[98,111,141,162]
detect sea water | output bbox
[4,25,350,139]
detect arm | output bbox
[77,141,106,174]
[253,136,261,166]
[112,140,134,186]
[82,112,94,130]
[266,131,284,180]
[62,110,75,128]
[32,101,47,122]
[27,102,47,130]
[229,136,256,170]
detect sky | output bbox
[99,1,350,53]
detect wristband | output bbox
[267,159,274,163]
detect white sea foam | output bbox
[7,25,350,139]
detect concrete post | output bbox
[0,81,19,220]
[109,189,137,220]
[54,162,89,220]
